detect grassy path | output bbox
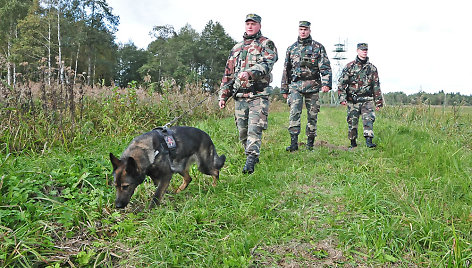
[111,105,471,267]
[1,104,470,267]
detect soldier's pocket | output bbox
[258,109,269,130]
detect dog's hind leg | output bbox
[175,171,192,193]
[149,175,171,208]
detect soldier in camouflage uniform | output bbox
[338,43,383,148]
[218,13,278,174]
[281,21,332,151]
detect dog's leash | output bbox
[163,93,213,128]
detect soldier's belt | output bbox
[357,96,373,102]
[239,82,268,93]
[292,75,318,82]
[348,96,373,103]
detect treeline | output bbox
[2,1,469,99]
[1,0,118,87]
[384,91,472,106]
[0,0,235,91]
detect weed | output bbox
[0,87,471,266]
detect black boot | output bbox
[286,134,299,152]
[366,137,376,148]
[242,155,256,174]
[306,136,315,150]
[349,139,357,148]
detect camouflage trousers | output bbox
[234,96,269,156]
[287,91,320,137]
[346,100,376,140]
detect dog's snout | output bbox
[115,201,126,209]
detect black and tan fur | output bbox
[109,126,226,209]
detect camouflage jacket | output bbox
[219,31,278,101]
[281,36,332,94]
[338,56,383,107]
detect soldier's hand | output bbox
[341,101,347,106]
[321,86,330,93]
[375,106,380,111]
[219,100,226,109]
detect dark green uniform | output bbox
[219,28,278,158]
[281,35,332,138]
[338,55,383,141]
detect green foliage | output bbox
[384,91,472,106]
[0,0,119,87]
[12,0,46,63]
[142,21,235,91]
[0,89,471,266]
[198,21,236,91]
[116,43,150,87]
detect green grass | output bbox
[1,102,471,267]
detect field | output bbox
[0,87,471,267]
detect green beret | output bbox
[245,13,261,23]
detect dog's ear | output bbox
[125,157,138,175]
[110,153,121,171]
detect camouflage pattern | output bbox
[234,96,269,156]
[219,30,278,156]
[245,13,261,23]
[357,43,368,50]
[346,101,376,139]
[287,90,320,136]
[299,21,311,27]
[281,36,332,94]
[219,30,278,101]
[338,56,383,140]
[337,56,383,108]
[281,35,331,137]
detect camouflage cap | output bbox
[245,13,261,23]
[357,43,368,50]
[299,21,311,27]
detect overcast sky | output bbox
[107,0,471,95]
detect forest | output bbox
[1,1,471,267]
[0,0,235,92]
[2,1,471,102]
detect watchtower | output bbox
[330,40,348,105]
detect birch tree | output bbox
[0,0,32,86]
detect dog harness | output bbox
[152,127,177,160]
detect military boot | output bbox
[306,136,315,150]
[365,137,376,148]
[349,139,357,149]
[286,134,299,152]
[242,155,256,174]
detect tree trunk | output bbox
[7,38,11,86]
[48,14,52,86]
[57,8,64,85]
[12,25,17,89]
[87,54,92,86]
[74,42,80,84]
[93,59,96,87]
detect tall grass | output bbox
[329,105,472,266]
[0,79,229,266]
[0,77,227,154]
[1,80,471,267]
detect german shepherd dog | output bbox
[109,126,226,209]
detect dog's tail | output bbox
[215,154,226,170]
